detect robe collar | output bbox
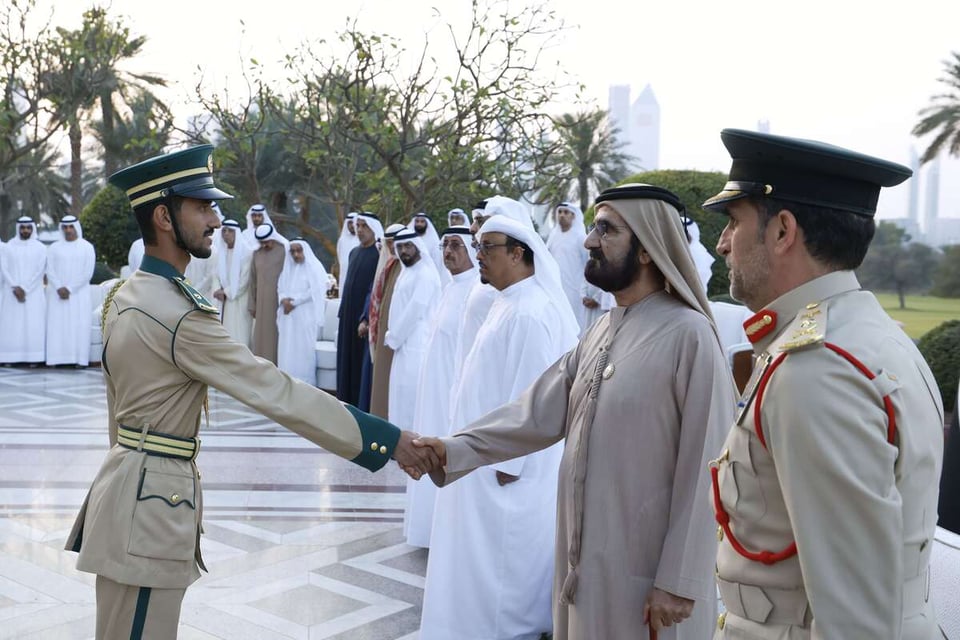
[746,270,861,354]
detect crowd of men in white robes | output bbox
[0,215,96,368]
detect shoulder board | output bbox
[773,301,828,353]
[172,276,219,314]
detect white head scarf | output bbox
[410,212,441,245]
[338,211,359,248]
[477,215,579,340]
[483,196,534,230]
[279,238,329,331]
[441,225,478,269]
[58,215,83,240]
[546,201,586,249]
[393,227,438,278]
[215,219,252,293]
[246,203,272,230]
[356,212,384,241]
[254,223,290,250]
[14,216,39,244]
[447,208,469,227]
[685,219,715,293]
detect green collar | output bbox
[140,255,183,280]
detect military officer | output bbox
[704,129,944,639]
[65,145,436,640]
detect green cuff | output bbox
[345,405,402,472]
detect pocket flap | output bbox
[137,469,196,509]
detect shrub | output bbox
[80,185,141,271]
[917,319,960,413]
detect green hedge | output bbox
[80,185,141,271]
[917,319,960,413]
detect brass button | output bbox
[379,446,388,455]
[717,612,726,629]
[370,442,378,451]
[717,525,724,542]
[171,493,180,503]
[602,364,615,379]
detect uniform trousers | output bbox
[95,575,185,640]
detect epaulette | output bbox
[171,276,219,314]
[100,279,126,338]
[773,301,828,353]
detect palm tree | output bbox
[45,7,166,215]
[537,109,635,212]
[913,51,960,164]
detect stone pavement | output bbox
[0,366,426,639]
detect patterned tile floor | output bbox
[0,365,425,639]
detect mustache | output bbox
[588,249,605,261]
[203,228,216,237]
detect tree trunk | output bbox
[578,174,590,213]
[100,91,117,177]
[69,115,83,217]
[898,285,906,310]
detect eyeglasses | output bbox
[590,219,626,240]
[471,241,511,254]
[439,241,466,251]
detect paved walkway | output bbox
[0,366,425,639]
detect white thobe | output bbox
[453,279,498,381]
[45,238,96,366]
[184,250,218,301]
[276,262,321,385]
[709,300,752,362]
[420,276,577,640]
[127,239,144,274]
[337,233,360,292]
[216,247,253,348]
[579,281,615,332]
[405,267,477,547]
[0,238,47,363]
[384,258,441,429]
[547,230,589,332]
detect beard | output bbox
[728,243,770,309]
[187,230,215,259]
[584,243,641,293]
[399,253,419,267]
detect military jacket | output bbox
[712,271,943,639]
[66,256,398,589]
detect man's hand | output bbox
[397,436,447,480]
[582,296,599,309]
[213,288,226,302]
[357,320,369,338]
[495,471,520,486]
[250,309,256,318]
[281,298,295,314]
[643,587,694,632]
[57,287,70,300]
[13,286,25,303]
[394,431,441,478]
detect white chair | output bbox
[932,526,960,638]
[315,297,340,390]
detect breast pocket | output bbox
[719,427,768,523]
[127,468,198,561]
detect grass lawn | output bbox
[872,292,960,339]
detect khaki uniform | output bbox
[66,256,398,638]
[711,271,944,639]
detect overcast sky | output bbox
[37,0,960,221]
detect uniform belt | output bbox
[117,424,200,461]
[717,578,811,626]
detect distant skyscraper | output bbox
[607,83,660,171]
[908,147,920,228]
[924,156,940,235]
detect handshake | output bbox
[394,431,446,480]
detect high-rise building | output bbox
[607,83,660,171]
[908,147,920,228]
[924,156,940,235]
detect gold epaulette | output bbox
[101,279,126,338]
[172,276,219,314]
[776,301,827,353]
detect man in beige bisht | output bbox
[410,184,735,639]
[363,223,404,417]
[247,223,288,364]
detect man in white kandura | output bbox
[410,212,449,286]
[546,201,590,333]
[0,217,47,365]
[45,215,96,367]
[276,238,329,385]
[212,219,254,348]
[336,212,359,292]
[418,215,580,640]
[405,225,478,548]
[385,227,442,428]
